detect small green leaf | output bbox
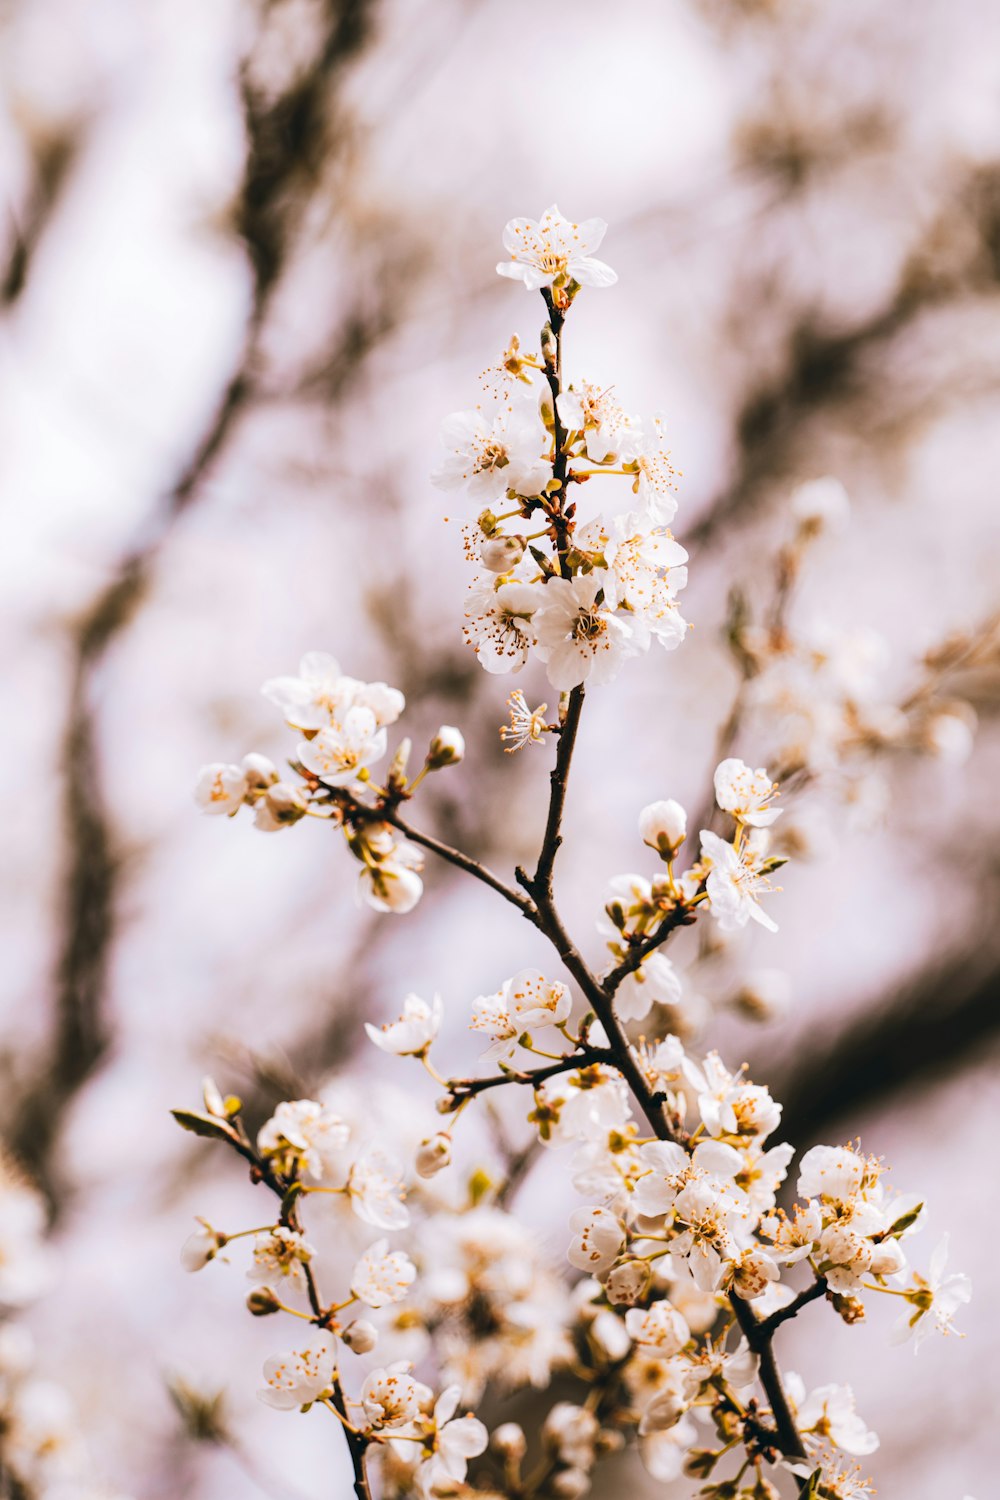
[171,1109,238,1144]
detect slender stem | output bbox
[532,684,585,895]
[602,901,698,994]
[384,809,538,922]
[445,1048,611,1104]
[759,1276,829,1338]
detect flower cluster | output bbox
[195,652,474,913]
[433,206,688,691]
[176,209,973,1500]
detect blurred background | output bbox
[1,0,999,1495]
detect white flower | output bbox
[351,1239,417,1308]
[500,689,549,752]
[640,1415,698,1482]
[625,1301,689,1358]
[361,1362,430,1428]
[348,1150,409,1230]
[584,510,688,651]
[480,534,526,572]
[470,968,571,1063]
[760,1201,822,1264]
[497,205,617,290]
[533,572,636,690]
[796,1144,868,1205]
[247,1227,314,1291]
[631,1139,692,1216]
[258,1332,337,1410]
[614,950,682,1022]
[298,705,387,787]
[357,832,425,915]
[700,828,778,933]
[697,1052,782,1141]
[365,993,443,1056]
[433,400,549,501]
[629,416,678,524]
[639,799,687,856]
[794,1380,879,1456]
[418,1387,488,1494]
[536,1067,631,1144]
[262,652,404,732]
[254,781,307,831]
[722,1245,781,1300]
[891,1235,971,1348]
[714,758,782,827]
[817,1223,874,1293]
[567,1207,626,1273]
[637,1373,689,1435]
[194,762,247,816]
[463,576,540,674]
[543,1401,600,1466]
[558,380,640,462]
[180,1218,226,1273]
[257,1100,350,1182]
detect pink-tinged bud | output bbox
[415,1133,451,1178]
[638,799,687,856]
[342,1319,378,1353]
[426,727,465,769]
[480,534,526,572]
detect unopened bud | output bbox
[639,799,687,857]
[491,1422,527,1461]
[426,727,465,770]
[480,534,526,572]
[683,1449,719,1479]
[388,738,412,784]
[201,1076,226,1116]
[415,1132,452,1178]
[342,1319,378,1353]
[241,752,279,790]
[246,1287,281,1316]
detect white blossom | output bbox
[891,1235,971,1348]
[180,1218,226,1273]
[247,1227,314,1291]
[361,1363,430,1428]
[558,380,640,462]
[366,992,443,1056]
[497,205,617,290]
[433,400,549,501]
[194,762,247,816]
[298,705,387,787]
[714,757,782,827]
[348,1150,409,1230]
[351,1239,417,1308]
[263,652,404,732]
[700,828,778,933]
[416,1387,488,1495]
[533,572,636,690]
[567,1206,626,1273]
[500,689,549,751]
[258,1332,337,1410]
[463,576,540,674]
[625,1301,689,1358]
[257,1099,350,1182]
[629,416,678,524]
[791,1378,879,1456]
[639,799,687,856]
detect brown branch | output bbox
[385,810,537,922]
[445,1049,611,1106]
[759,1277,829,1339]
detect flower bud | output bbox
[415,1133,452,1178]
[639,799,687,857]
[241,752,279,790]
[246,1287,281,1316]
[921,708,975,763]
[478,508,499,537]
[480,534,526,572]
[869,1239,906,1277]
[491,1422,527,1461]
[426,727,465,769]
[683,1449,719,1479]
[342,1319,378,1353]
[830,1291,866,1324]
[201,1076,226,1116]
